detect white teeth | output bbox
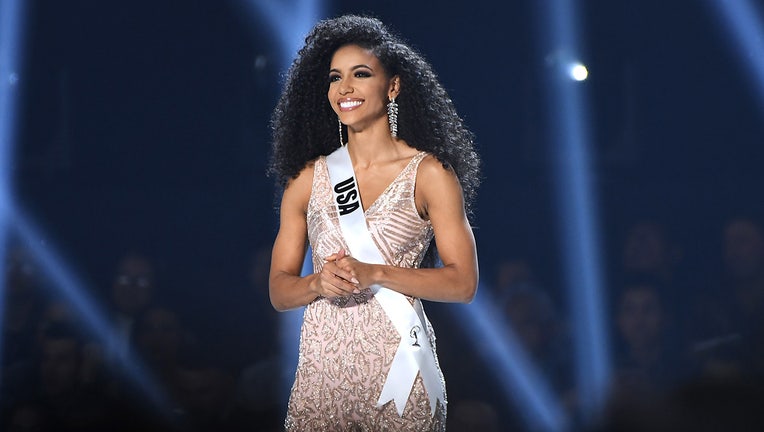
[340,100,363,109]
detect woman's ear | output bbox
[388,75,401,100]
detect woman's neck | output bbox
[346,122,404,166]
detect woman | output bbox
[268,15,480,431]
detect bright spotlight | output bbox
[570,63,589,81]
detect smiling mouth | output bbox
[339,99,364,111]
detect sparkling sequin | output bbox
[285,152,446,431]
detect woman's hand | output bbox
[312,250,360,298]
[334,253,377,291]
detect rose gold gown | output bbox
[284,152,447,431]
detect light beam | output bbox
[537,0,612,423]
[0,0,28,391]
[454,287,570,431]
[707,0,764,114]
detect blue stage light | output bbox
[707,0,764,113]
[233,0,326,70]
[0,0,28,388]
[537,0,612,423]
[10,208,172,414]
[230,0,326,410]
[0,1,175,417]
[454,287,570,431]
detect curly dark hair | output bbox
[269,14,480,213]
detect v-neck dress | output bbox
[284,151,447,431]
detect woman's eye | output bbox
[329,75,341,83]
[355,71,371,78]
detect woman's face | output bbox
[328,44,398,133]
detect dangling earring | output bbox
[338,117,345,147]
[387,97,398,138]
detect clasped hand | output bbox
[314,250,374,299]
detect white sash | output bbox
[325,145,444,417]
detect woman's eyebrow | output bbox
[329,64,374,74]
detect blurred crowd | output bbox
[0,248,282,431]
[3,215,764,431]
[440,215,764,431]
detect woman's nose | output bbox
[338,82,353,95]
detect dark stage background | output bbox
[4,0,764,430]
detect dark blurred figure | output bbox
[603,277,692,432]
[690,217,764,380]
[29,322,115,431]
[618,220,686,323]
[109,253,156,360]
[723,218,764,320]
[620,221,683,286]
[175,352,256,432]
[133,306,188,395]
[502,284,571,394]
[611,278,686,393]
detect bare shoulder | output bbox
[417,154,460,186]
[415,154,464,218]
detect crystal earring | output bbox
[338,117,345,147]
[387,97,398,138]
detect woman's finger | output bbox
[319,263,358,296]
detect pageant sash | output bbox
[325,145,444,417]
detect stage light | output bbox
[0,0,28,386]
[570,63,588,81]
[10,208,172,413]
[536,0,612,424]
[231,0,326,411]
[233,0,326,69]
[707,0,764,112]
[454,287,570,431]
[0,2,175,418]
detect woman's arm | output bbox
[268,165,360,311]
[336,156,479,303]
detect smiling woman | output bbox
[267,15,480,431]
[329,44,399,141]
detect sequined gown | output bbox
[284,152,447,431]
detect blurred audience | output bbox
[4,213,764,431]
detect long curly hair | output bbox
[269,15,480,214]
